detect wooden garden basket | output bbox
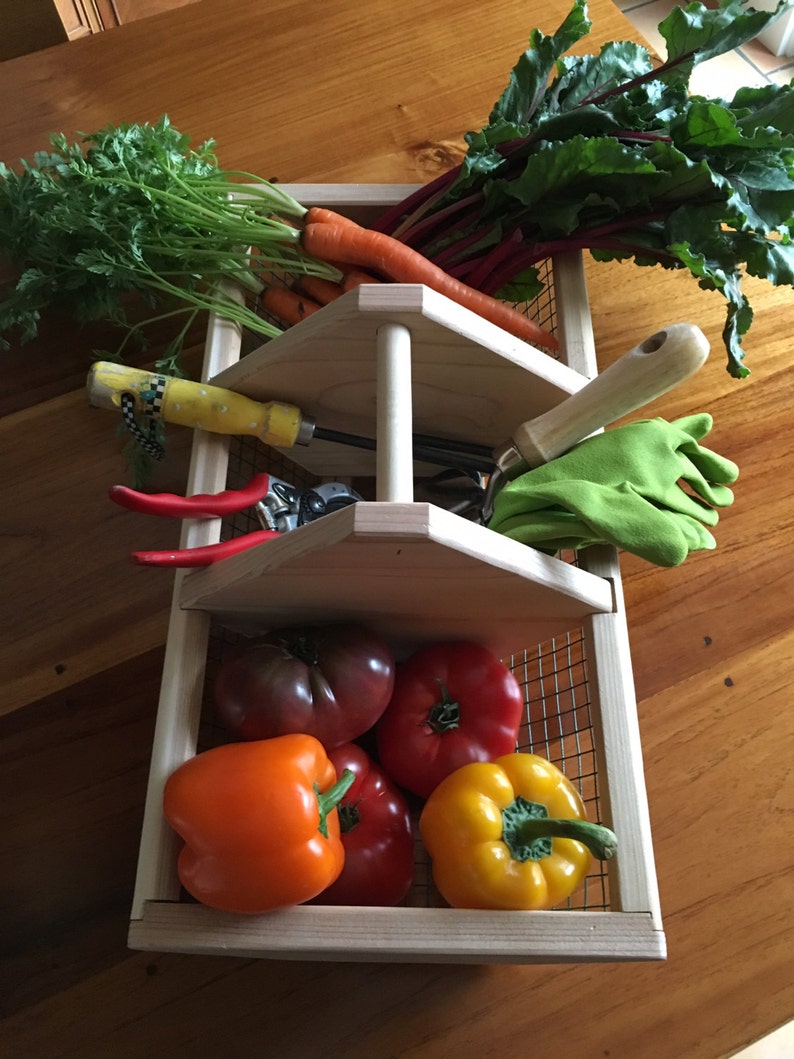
[127,186,665,964]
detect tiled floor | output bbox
[611,7,793,1057]
[729,1019,794,1058]
[615,0,794,94]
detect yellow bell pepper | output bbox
[419,753,617,910]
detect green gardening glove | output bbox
[488,414,739,566]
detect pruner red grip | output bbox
[130,529,281,567]
[109,472,272,519]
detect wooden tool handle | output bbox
[504,322,709,469]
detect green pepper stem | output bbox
[337,800,361,834]
[515,817,618,860]
[315,769,356,839]
[501,795,617,861]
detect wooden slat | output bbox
[177,500,614,657]
[129,903,665,963]
[212,280,587,478]
[130,296,242,918]
[551,264,663,923]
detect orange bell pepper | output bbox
[163,733,354,914]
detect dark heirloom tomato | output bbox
[376,640,525,799]
[311,742,415,906]
[214,624,396,750]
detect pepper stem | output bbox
[501,796,617,862]
[315,768,356,838]
[337,800,361,834]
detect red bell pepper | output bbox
[311,743,415,906]
[376,641,525,799]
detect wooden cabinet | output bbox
[52,0,200,39]
[0,0,199,54]
[51,0,119,39]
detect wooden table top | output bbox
[1,1,792,1055]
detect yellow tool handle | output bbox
[86,362,306,448]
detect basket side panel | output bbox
[130,297,243,918]
[580,548,663,925]
[552,252,662,925]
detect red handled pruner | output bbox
[109,472,281,567]
[109,472,362,567]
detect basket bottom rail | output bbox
[129,902,666,964]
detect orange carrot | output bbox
[261,285,322,326]
[305,206,362,228]
[297,274,346,305]
[301,221,559,350]
[342,269,382,292]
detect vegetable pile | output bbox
[375,0,794,378]
[3,1,792,384]
[163,623,616,913]
[0,117,554,378]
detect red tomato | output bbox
[213,624,395,750]
[376,641,525,799]
[311,743,415,906]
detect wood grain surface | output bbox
[1,1,792,1056]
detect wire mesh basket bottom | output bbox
[199,618,609,913]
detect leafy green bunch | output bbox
[0,115,337,371]
[376,0,794,377]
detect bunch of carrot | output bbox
[259,206,558,351]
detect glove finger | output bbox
[679,443,740,487]
[675,511,718,553]
[673,449,737,507]
[679,473,735,508]
[489,478,616,528]
[493,511,603,553]
[574,485,693,565]
[504,482,692,566]
[672,412,714,443]
[494,482,718,566]
[640,484,721,525]
[668,454,734,507]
